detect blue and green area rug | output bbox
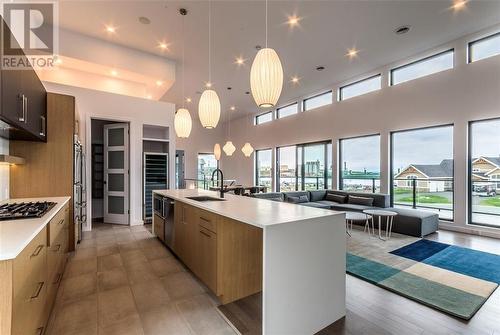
[347,238,500,320]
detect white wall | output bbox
[43,82,176,229]
[216,27,500,237]
[0,138,9,201]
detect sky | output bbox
[471,119,500,158]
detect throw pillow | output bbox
[348,195,374,206]
[326,193,346,204]
[287,195,309,204]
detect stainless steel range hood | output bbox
[0,154,25,165]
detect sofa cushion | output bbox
[348,195,374,206]
[287,195,309,204]
[300,202,331,209]
[326,193,346,204]
[283,191,310,202]
[315,200,339,207]
[331,203,376,212]
[251,192,284,201]
[309,190,327,202]
[343,191,389,208]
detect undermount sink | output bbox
[186,196,226,202]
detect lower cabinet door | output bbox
[153,213,165,242]
[197,226,217,293]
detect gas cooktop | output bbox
[0,201,56,221]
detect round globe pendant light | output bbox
[250,0,283,108]
[223,141,236,156]
[198,89,220,128]
[198,0,221,128]
[174,108,192,138]
[241,142,254,157]
[174,9,192,138]
[214,143,221,161]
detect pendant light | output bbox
[250,0,283,108]
[214,143,221,161]
[223,107,235,156]
[241,114,254,157]
[198,0,221,128]
[174,8,192,138]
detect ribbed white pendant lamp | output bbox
[214,143,221,161]
[174,9,192,138]
[250,0,283,108]
[198,0,221,129]
[241,142,254,157]
[223,141,236,156]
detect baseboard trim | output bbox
[439,221,500,239]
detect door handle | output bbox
[200,230,211,238]
[24,96,28,123]
[31,245,44,257]
[30,281,44,299]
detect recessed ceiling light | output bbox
[230,106,236,111]
[287,15,301,28]
[235,57,245,65]
[227,87,232,90]
[110,69,118,76]
[245,91,250,95]
[186,97,192,103]
[346,48,359,58]
[451,0,467,10]
[205,82,212,88]
[255,45,262,50]
[291,76,300,84]
[156,80,163,86]
[138,16,151,24]
[394,25,411,35]
[316,66,325,71]
[105,25,116,33]
[158,42,169,50]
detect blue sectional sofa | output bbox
[250,189,438,237]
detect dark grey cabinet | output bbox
[0,18,47,142]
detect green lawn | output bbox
[399,194,451,204]
[480,196,500,207]
[394,188,412,195]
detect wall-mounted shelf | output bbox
[142,137,170,143]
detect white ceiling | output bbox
[57,0,500,121]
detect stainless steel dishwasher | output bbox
[154,194,175,248]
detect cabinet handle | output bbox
[58,218,64,225]
[31,245,44,257]
[18,94,26,122]
[199,230,211,238]
[39,115,46,136]
[53,273,62,284]
[30,282,44,299]
[52,244,61,252]
[200,217,211,223]
[24,96,28,123]
[35,327,44,335]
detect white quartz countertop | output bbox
[0,196,71,261]
[153,189,342,228]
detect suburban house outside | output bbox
[395,156,500,193]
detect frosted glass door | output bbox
[104,123,129,224]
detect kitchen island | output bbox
[153,189,346,335]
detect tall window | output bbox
[277,102,298,119]
[339,75,381,101]
[277,141,331,191]
[391,125,454,220]
[469,32,500,63]
[197,153,218,189]
[255,111,273,125]
[339,135,381,193]
[255,149,273,191]
[390,49,454,86]
[469,118,500,228]
[303,91,333,111]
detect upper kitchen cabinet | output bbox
[0,17,47,142]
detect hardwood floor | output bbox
[219,229,500,335]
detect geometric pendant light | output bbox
[223,141,236,156]
[250,0,283,108]
[174,8,193,138]
[241,142,254,157]
[198,0,221,128]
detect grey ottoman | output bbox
[389,207,439,237]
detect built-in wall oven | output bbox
[153,194,175,248]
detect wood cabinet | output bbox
[172,201,263,304]
[0,18,47,142]
[0,203,69,335]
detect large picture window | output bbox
[391,125,454,220]
[255,149,273,191]
[339,135,380,193]
[469,118,500,228]
[277,141,331,192]
[197,153,218,189]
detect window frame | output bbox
[302,90,333,111]
[255,148,274,191]
[276,102,299,119]
[468,32,500,63]
[338,74,382,101]
[255,111,273,125]
[197,152,219,188]
[390,49,454,86]
[389,124,455,222]
[338,133,381,193]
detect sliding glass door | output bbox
[277,141,331,192]
[391,125,454,220]
[469,118,500,228]
[255,149,273,190]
